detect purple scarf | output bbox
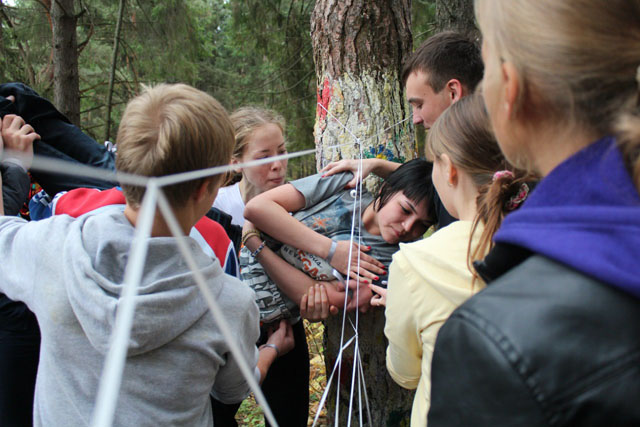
[495,136,640,298]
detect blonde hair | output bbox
[427,94,534,276]
[115,83,234,207]
[230,107,286,160]
[475,0,640,191]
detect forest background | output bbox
[0,0,475,424]
[0,0,443,180]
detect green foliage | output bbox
[0,0,436,178]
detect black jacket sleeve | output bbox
[1,162,30,216]
[427,310,547,427]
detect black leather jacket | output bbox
[427,243,640,426]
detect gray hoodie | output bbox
[0,208,259,426]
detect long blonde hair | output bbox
[475,0,640,191]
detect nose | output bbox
[402,216,418,233]
[412,109,423,125]
[270,159,284,171]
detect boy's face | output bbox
[376,192,431,244]
[405,70,453,129]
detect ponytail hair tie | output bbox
[506,183,530,211]
[492,170,514,181]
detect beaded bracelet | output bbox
[251,241,266,258]
[241,228,261,246]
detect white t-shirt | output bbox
[213,182,245,226]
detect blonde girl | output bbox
[428,1,640,425]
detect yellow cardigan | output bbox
[385,221,485,427]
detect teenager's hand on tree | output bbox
[266,319,295,357]
[320,159,376,189]
[300,283,339,322]
[1,114,39,170]
[330,240,386,285]
[369,284,387,307]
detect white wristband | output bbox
[326,240,337,264]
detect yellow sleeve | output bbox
[384,255,422,389]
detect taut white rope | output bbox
[90,182,159,427]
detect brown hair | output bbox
[401,31,484,93]
[115,83,234,207]
[427,94,534,277]
[475,0,640,192]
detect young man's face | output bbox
[405,70,454,129]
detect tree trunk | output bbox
[51,0,80,126]
[435,0,479,40]
[105,0,126,142]
[311,1,415,424]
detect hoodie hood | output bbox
[62,208,223,356]
[495,136,640,298]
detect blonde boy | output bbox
[0,84,290,426]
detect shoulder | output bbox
[435,255,640,424]
[54,187,125,217]
[290,172,352,208]
[392,222,475,283]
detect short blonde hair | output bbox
[230,107,286,160]
[115,83,234,207]
[475,0,640,190]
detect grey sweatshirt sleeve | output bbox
[210,285,261,404]
[0,216,45,307]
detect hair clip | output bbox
[506,183,530,211]
[492,170,514,181]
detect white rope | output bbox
[90,182,159,427]
[1,100,412,426]
[155,191,280,427]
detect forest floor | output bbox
[235,320,328,426]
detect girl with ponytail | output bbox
[382,93,531,427]
[428,1,640,425]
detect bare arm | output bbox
[243,231,347,309]
[320,158,402,188]
[245,183,385,281]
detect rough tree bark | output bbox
[51,0,80,126]
[311,1,415,424]
[435,0,479,40]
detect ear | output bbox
[440,153,458,186]
[193,177,217,203]
[501,62,520,118]
[445,79,464,105]
[231,157,243,173]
